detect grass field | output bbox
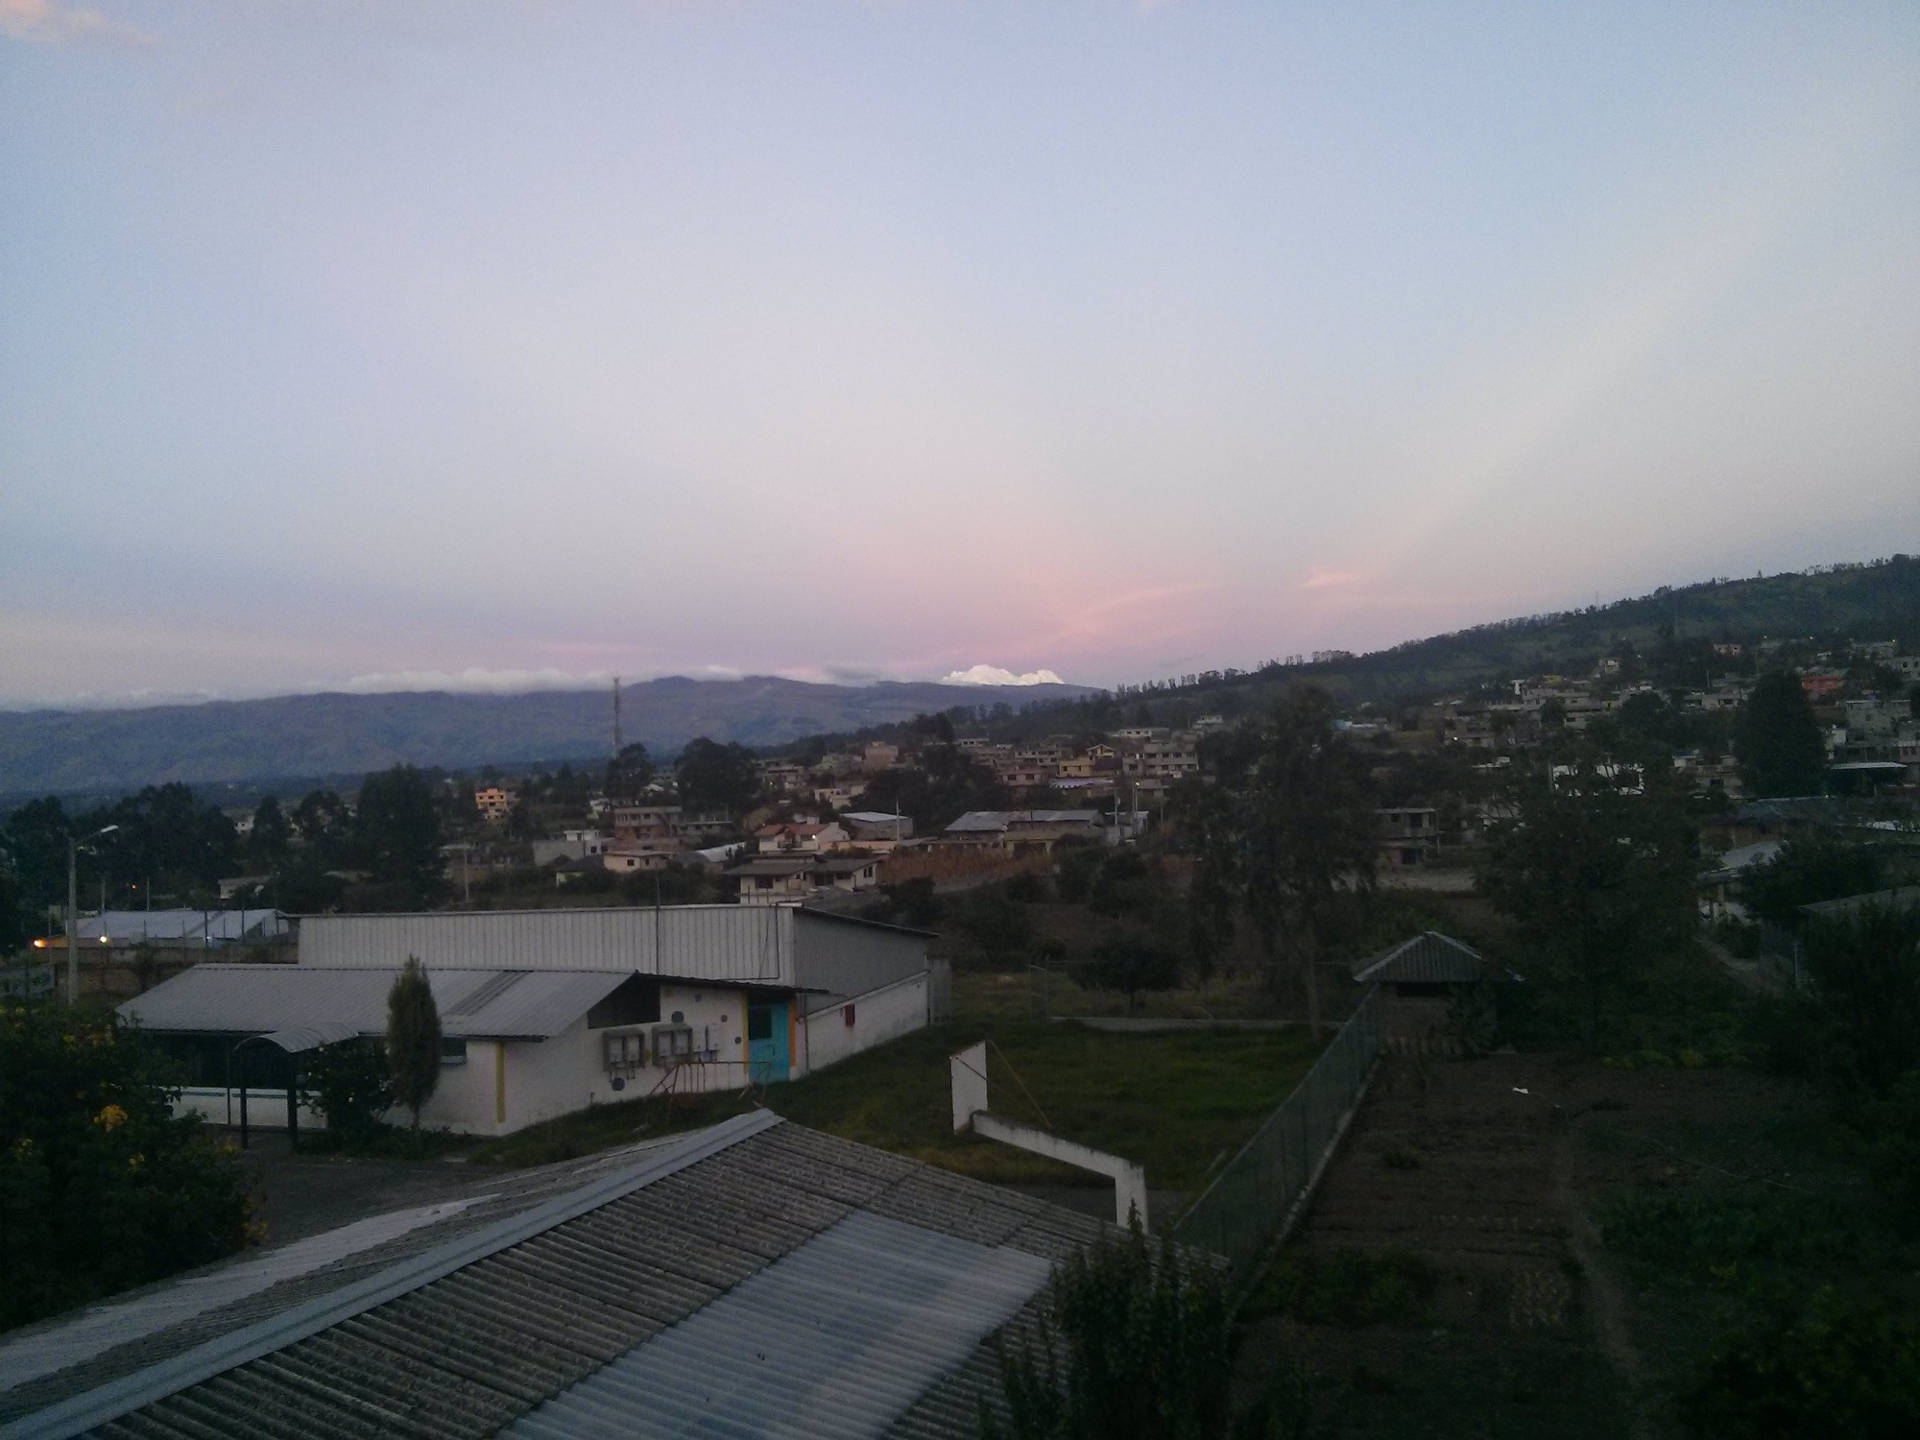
[471,970,1323,1209]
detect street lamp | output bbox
[67,823,119,1005]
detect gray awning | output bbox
[247,1022,364,1054]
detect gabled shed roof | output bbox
[1351,931,1488,985]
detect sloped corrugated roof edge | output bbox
[10,1110,783,1440]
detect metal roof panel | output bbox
[504,1211,1050,1440]
[117,966,633,1040]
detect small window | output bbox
[439,1037,468,1066]
[747,1007,772,1042]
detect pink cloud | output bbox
[0,0,153,46]
[1302,567,1364,590]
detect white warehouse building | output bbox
[119,905,936,1138]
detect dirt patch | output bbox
[232,1131,499,1245]
[1234,1053,1639,1437]
[1231,1052,1860,1437]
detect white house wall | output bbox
[800,973,929,1074]
[417,1041,509,1135]
[499,983,757,1131]
[298,907,795,986]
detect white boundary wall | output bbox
[801,972,929,1074]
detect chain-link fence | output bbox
[1174,985,1382,1278]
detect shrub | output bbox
[1676,1287,1920,1438]
[983,1222,1311,1440]
[1246,1247,1437,1328]
[0,1006,251,1332]
[297,1038,394,1149]
[1085,936,1183,1013]
[1005,871,1050,904]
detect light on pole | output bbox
[66,823,119,1005]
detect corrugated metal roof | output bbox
[7,1116,1117,1440]
[0,1196,489,1394]
[1351,931,1486,985]
[506,1211,1050,1440]
[10,1114,781,1440]
[117,966,633,1040]
[946,810,1103,833]
[1801,885,1920,919]
[70,910,290,945]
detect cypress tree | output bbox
[386,955,441,1131]
[1734,672,1827,798]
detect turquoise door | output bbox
[747,1002,789,1083]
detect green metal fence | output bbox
[1174,985,1382,1277]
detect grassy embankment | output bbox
[470,969,1323,1208]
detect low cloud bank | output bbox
[939,664,1067,687]
[339,668,615,695]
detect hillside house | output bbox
[755,821,850,854]
[940,810,1103,854]
[995,762,1054,789]
[611,803,680,840]
[758,760,812,795]
[728,854,883,904]
[603,842,678,873]
[840,811,915,847]
[1378,807,1440,867]
[530,829,610,866]
[1123,741,1199,778]
[473,786,517,823]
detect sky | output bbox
[4,1,1918,709]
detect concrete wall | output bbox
[800,972,928,1073]
[177,1086,326,1132]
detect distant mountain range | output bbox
[6,556,1916,802]
[0,676,1094,800]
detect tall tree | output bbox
[386,956,442,1131]
[291,789,353,868]
[1734,672,1827,797]
[1741,833,1886,930]
[1190,690,1378,1031]
[672,738,760,814]
[247,795,292,871]
[1479,763,1699,1050]
[354,766,445,906]
[604,742,655,800]
[1240,689,1380,1032]
[2,797,69,911]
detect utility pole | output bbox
[66,823,118,1005]
[612,675,622,756]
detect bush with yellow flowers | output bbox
[1,1004,251,1332]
